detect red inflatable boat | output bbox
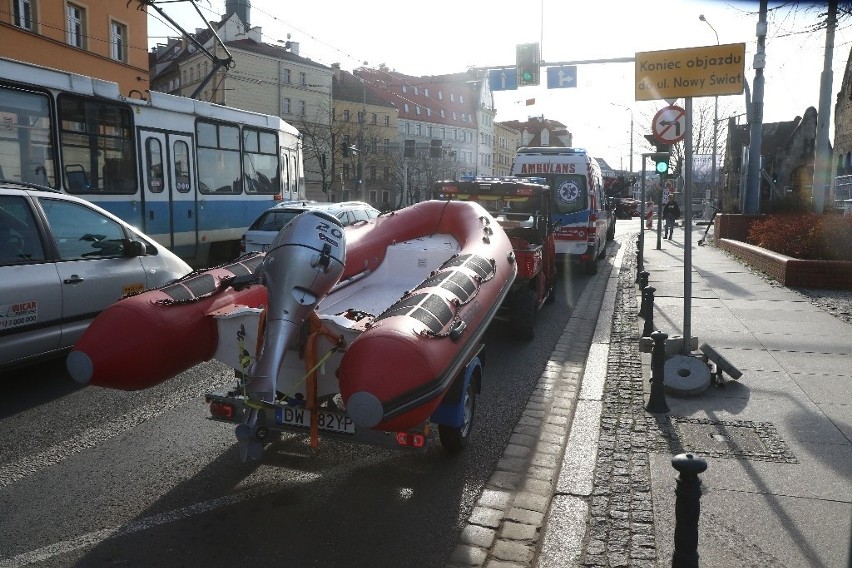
[66,254,268,390]
[69,199,517,435]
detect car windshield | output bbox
[249,209,301,232]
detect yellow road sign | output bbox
[635,43,746,101]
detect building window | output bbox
[281,98,291,114]
[371,113,377,124]
[298,100,306,116]
[343,109,349,122]
[383,167,390,181]
[403,104,409,113]
[66,3,86,49]
[438,91,443,100]
[299,72,307,86]
[110,21,128,62]
[283,69,291,83]
[424,88,429,97]
[384,115,390,127]
[369,165,376,181]
[13,0,35,30]
[357,111,364,123]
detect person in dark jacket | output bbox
[662,198,681,239]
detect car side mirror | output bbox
[123,239,146,257]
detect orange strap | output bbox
[304,312,344,449]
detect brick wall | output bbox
[717,239,852,289]
[713,214,763,243]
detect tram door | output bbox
[140,130,197,260]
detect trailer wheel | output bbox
[439,380,477,453]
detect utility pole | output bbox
[813,0,837,214]
[699,14,720,218]
[745,0,768,214]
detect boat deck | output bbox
[320,234,461,318]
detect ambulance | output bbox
[511,147,615,274]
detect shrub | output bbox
[748,213,852,261]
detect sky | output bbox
[146,0,852,172]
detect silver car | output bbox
[0,183,192,370]
[241,201,381,253]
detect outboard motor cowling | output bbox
[247,211,346,402]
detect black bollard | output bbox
[638,270,649,290]
[635,250,643,282]
[671,453,708,568]
[645,330,669,412]
[641,287,656,336]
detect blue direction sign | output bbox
[547,65,577,89]
[488,68,518,91]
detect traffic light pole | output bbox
[638,160,647,274]
[683,97,694,355]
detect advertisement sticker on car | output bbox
[0,301,38,330]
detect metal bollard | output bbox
[641,287,656,336]
[638,270,649,290]
[645,330,669,412]
[671,453,708,568]
[636,237,644,277]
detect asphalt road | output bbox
[0,253,605,568]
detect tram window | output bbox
[243,128,279,195]
[0,86,56,187]
[145,138,164,193]
[197,120,241,194]
[58,94,136,194]
[174,141,191,193]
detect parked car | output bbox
[0,182,192,370]
[240,201,381,253]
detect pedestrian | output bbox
[645,201,654,230]
[663,197,681,239]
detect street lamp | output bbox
[610,102,634,175]
[700,14,720,214]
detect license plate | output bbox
[276,406,355,434]
[261,243,271,252]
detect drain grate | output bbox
[649,416,798,463]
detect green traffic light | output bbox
[655,160,668,173]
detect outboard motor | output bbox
[246,210,346,402]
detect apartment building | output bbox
[1,0,148,96]
[494,122,521,177]
[329,66,399,207]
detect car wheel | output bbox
[438,379,477,453]
[585,258,598,275]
